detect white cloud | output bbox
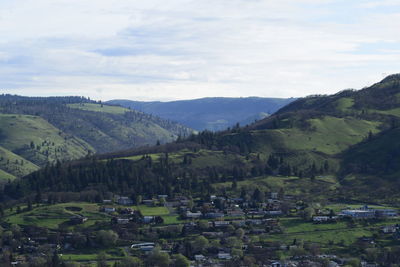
[1,0,400,100]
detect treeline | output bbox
[1,145,332,202]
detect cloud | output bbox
[1,0,400,100]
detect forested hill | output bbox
[0,95,193,181]
[4,74,400,204]
[107,97,296,131]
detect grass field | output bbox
[136,205,170,216]
[161,215,182,224]
[3,202,174,230]
[61,247,126,262]
[67,103,130,114]
[265,217,375,246]
[4,202,110,229]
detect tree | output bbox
[231,248,243,258]
[97,252,108,267]
[198,220,209,230]
[235,228,245,239]
[191,235,209,253]
[174,254,190,267]
[252,188,263,202]
[225,236,243,249]
[301,207,314,221]
[96,230,118,247]
[155,216,164,224]
[27,199,32,211]
[148,247,170,267]
[52,250,61,267]
[119,256,143,267]
[31,257,47,267]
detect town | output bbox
[1,189,400,266]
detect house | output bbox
[186,211,202,219]
[103,199,112,204]
[375,209,398,217]
[143,216,155,224]
[361,262,379,267]
[194,254,206,261]
[139,245,155,252]
[115,218,130,224]
[120,208,135,215]
[227,209,245,217]
[340,209,375,218]
[165,201,180,208]
[142,199,155,206]
[313,216,337,223]
[218,252,232,260]
[251,228,266,234]
[265,210,283,216]
[270,192,279,199]
[270,262,282,267]
[232,220,246,227]
[205,212,224,219]
[213,221,230,228]
[102,207,116,213]
[264,218,279,226]
[340,206,398,219]
[246,219,263,225]
[381,225,398,234]
[131,242,155,248]
[118,197,133,205]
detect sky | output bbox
[1,0,400,101]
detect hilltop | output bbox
[107,97,296,131]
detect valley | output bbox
[1,75,400,266]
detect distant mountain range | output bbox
[107,97,296,131]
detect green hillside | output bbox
[0,96,194,179]
[0,114,93,166]
[0,166,16,181]
[0,146,38,180]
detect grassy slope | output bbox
[65,103,189,152]
[0,146,38,180]
[0,167,16,182]
[67,103,130,114]
[0,114,93,177]
[249,116,381,155]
